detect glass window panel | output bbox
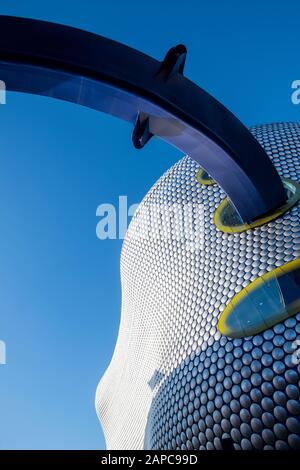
[219,260,300,338]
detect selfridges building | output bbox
[0,14,299,452]
[97,122,300,450]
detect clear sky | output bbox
[0,0,300,450]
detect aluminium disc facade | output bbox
[96,122,300,450]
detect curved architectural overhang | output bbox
[0,15,286,223]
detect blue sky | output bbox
[0,0,299,450]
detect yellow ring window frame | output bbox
[196,167,215,186]
[214,178,300,233]
[218,258,300,338]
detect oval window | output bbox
[214,179,300,233]
[218,258,300,338]
[196,167,215,186]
